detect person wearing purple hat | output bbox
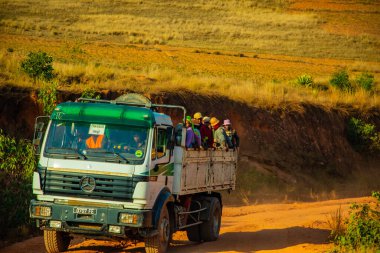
[223,119,239,150]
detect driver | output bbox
[124,133,145,152]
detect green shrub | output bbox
[21,51,54,83]
[356,72,375,92]
[0,130,36,237]
[334,192,380,252]
[330,69,353,92]
[296,74,314,87]
[38,81,58,115]
[81,88,101,100]
[347,117,380,153]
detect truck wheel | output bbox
[200,198,221,242]
[44,230,70,253]
[186,199,202,242]
[145,204,171,253]
[186,224,201,242]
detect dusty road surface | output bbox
[1,197,373,253]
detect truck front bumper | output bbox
[30,200,152,237]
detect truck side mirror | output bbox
[35,121,45,132]
[33,116,50,155]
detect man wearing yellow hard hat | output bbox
[193,112,213,149]
[210,117,232,150]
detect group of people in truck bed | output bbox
[185,112,239,151]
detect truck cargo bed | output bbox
[173,149,237,195]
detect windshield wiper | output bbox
[92,151,129,164]
[46,147,87,160]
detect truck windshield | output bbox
[44,120,149,165]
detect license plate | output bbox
[73,207,97,215]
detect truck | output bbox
[30,94,237,253]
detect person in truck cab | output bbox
[124,133,146,152]
[210,117,232,151]
[86,134,107,149]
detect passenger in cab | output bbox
[86,134,107,149]
[223,119,239,150]
[201,116,214,149]
[210,117,232,151]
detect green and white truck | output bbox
[30,94,237,253]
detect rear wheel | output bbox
[186,199,202,242]
[200,198,221,242]
[186,224,201,242]
[145,204,171,253]
[44,230,71,253]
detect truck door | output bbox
[150,126,174,178]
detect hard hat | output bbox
[210,117,220,127]
[186,115,192,122]
[193,112,203,119]
[203,116,211,123]
[223,119,231,126]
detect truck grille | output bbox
[38,168,147,202]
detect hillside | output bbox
[0,0,379,108]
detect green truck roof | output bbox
[51,102,155,127]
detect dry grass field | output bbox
[0,0,379,108]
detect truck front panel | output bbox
[30,200,152,236]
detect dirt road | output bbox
[1,197,373,253]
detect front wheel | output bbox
[200,198,221,242]
[44,230,71,253]
[145,204,171,253]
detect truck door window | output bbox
[151,128,157,160]
[166,127,174,150]
[157,129,167,159]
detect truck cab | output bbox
[30,94,237,253]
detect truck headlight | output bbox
[34,206,52,217]
[119,213,140,225]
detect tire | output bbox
[186,224,201,242]
[145,204,171,253]
[186,199,202,242]
[44,230,71,253]
[200,198,221,242]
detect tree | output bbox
[21,51,54,83]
